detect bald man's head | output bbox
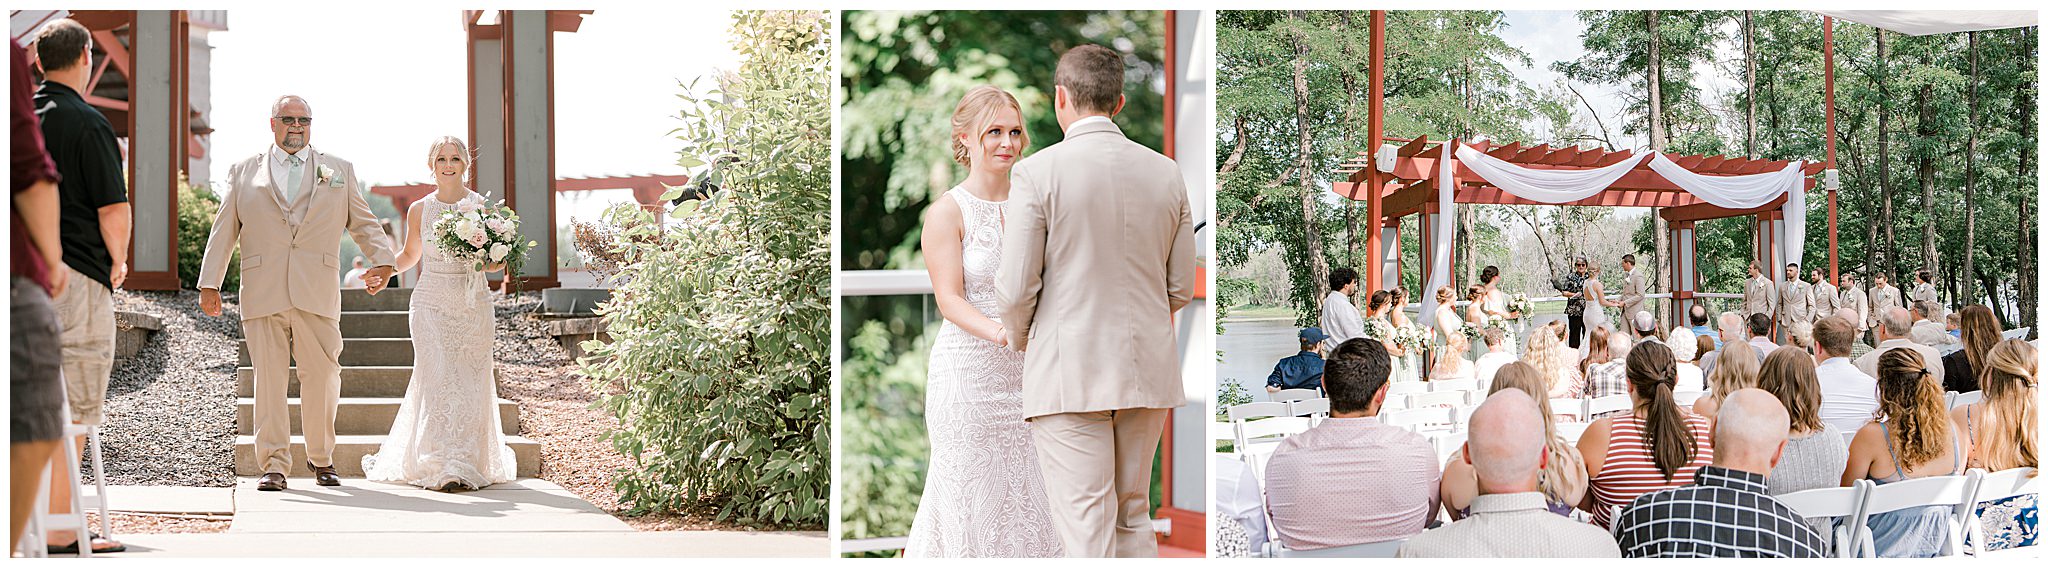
[1712,389,1790,475]
[1467,389,1545,495]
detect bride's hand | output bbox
[993,326,1009,348]
[484,262,506,273]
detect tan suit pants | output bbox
[1030,407,1168,558]
[245,308,342,474]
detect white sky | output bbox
[205,8,739,223]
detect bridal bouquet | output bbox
[1507,293,1533,317]
[1484,314,1511,331]
[1392,325,1435,353]
[1365,318,1395,342]
[431,200,538,276]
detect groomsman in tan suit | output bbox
[1910,269,1941,321]
[1744,262,1775,332]
[997,45,1196,558]
[1778,263,1810,340]
[1869,273,1902,334]
[1617,254,1647,325]
[199,96,397,492]
[1809,267,1840,326]
[1840,272,1871,340]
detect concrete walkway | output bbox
[97,477,827,557]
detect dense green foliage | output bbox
[580,10,831,528]
[176,179,236,290]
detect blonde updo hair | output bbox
[950,86,1027,168]
[425,135,474,187]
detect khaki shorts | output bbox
[54,264,115,425]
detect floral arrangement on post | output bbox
[430,200,535,290]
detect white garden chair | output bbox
[1948,390,1983,409]
[1777,480,1875,557]
[1856,472,1981,557]
[1227,402,1290,423]
[1585,394,1632,418]
[1554,421,1592,443]
[1265,537,1407,558]
[1382,406,1457,433]
[1964,466,2039,557]
[1288,398,1330,423]
[1429,378,1477,393]
[1271,388,1321,404]
[1227,401,1296,465]
[1429,431,1469,463]
[1453,404,1479,430]
[1406,390,1467,410]
[1672,390,1706,406]
[1387,382,1429,397]
[1550,397,1587,422]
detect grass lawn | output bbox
[1225,304,1295,319]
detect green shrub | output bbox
[580,10,830,528]
[836,320,932,556]
[176,178,236,290]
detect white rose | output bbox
[489,244,510,262]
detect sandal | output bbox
[46,533,126,554]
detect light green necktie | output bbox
[284,154,304,203]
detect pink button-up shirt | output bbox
[1263,416,1442,550]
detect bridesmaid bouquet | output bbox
[1365,319,1395,342]
[1392,325,1435,353]
[1484,314,1511,332]
[431,201,538,274]
[1459,322,1484,340]
[1507,293,1533,317]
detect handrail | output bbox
[841,269,933,297]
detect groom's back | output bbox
[1001,121,1194,419]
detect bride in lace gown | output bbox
[903,87,1061,557]
[361,137,516,491]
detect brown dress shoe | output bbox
[257,472,287,491]
[309,462,341,486]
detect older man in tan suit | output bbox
[199,95,396,492]
[1617,254,1647,325]
[998,45,1196,558]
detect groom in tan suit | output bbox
[998,45,1196,558]
[198,95,396,491]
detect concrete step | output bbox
[234,434,540,477]
[235,397,519,436]
[238,338,413,367]
[339,311,410,338]
[341,288,413,312]
[236,366,502,398]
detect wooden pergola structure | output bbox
[1335,11,1841,328]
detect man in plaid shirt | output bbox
[1613,389,1826,558]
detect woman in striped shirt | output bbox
[1575,341,1716,528]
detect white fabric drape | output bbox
[1418,143,1457,331]
[1454,144,1651,204]
[1647,155,1807,269]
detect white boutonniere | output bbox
[316,164,341,188]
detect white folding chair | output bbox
[1265,537,1408,558]
[1227,401,1294,464]
[1550,397,1587,422]
[1429,378,1476,393]
[25,423,94,558]
[1387,382,1429,397]
[1857,472,1980,557]
[1287,398,1330,420]
[1585,394,1631,418]
[1672,390,1706,406]
[1429,431,1470,463]
[1555,421,1592,444]
[1406,390,1466,410]
[1778,481,1875,557]
[1227,402,1290,423]
[1965,467,2039,557]
[1383,406,1456,433]
[1271,388,1321,404]
[1949,391,1983,409]
[1453,404,1480,430]
[1234,417,1311,479]
[1944,391,1958,409]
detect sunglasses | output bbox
[274,116,313,126]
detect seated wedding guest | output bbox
[1440,362,1588,521]
[1945,312,1962,340]
[1699,311,1746,376]
[1432,332,1475,382]
[1687,304,1719,349]
[1909,300,1957,347]
[1785,321,1814,352]
[1578,341,1715,528]
[1213,454,1268,555]
[341,256,368,290]
[1267,327,1329,393]
[1950,339,2037,552]
[1746,313,1780,356]
[1614,390,1826,558]
[1692,339,1759,420]
[1856,307,1945,387]
[1813,315,1880,434]
[1580,326,1627,399]
[1669,328,1704,394]
[1474,327,1517,389]
[1264,338,1440,550]
[1843,349,1971,558]
[1630,311,1661,347]
[1755,349,1848,496]
[1403,389,1620,558]
[1835,307,1877,359]
[1527,322,1582,400]
[1939,305,1999,393]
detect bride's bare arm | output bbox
[921,196,1006,345]
[390,201,425,274]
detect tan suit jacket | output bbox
[998,119,1195,420]
[1842,286,1871,331]
[1811,281,1841,322]
[1870,284,1902,328]
[1779,279,1811,329]
[1745,275,1776,320]
[1618,269,1646,323]
[199,149,397,321]
[1911,282,1941,320]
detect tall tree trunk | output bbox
[1647,11,1668,317]
[1915,47,1938,279]
[1744,11,1756,158]
[1340,11,1360,268]
[1460,37,1479,286]
[2012,27,2036,328]
[1962,31,1977,306]
[1291,11,1329,301]
[1877,30,1896,279]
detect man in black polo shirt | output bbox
[32,18,130,555]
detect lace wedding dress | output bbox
[362,190,516,490]
[903,187,1062,558]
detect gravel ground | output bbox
[87,512,231,535]
[101,290,240,487]
[491,292,733,532]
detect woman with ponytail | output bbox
[1575,341,1714,528]
[1843,348,1970,557]
[1948,339,2037,551]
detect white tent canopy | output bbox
[1814,10,2037,36]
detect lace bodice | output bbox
[950,187,1005,315]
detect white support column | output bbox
[1380,220,1400,291]
[129,11,178,280]
[505,10,554,286]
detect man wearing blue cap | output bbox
[1266,327,1329,393]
